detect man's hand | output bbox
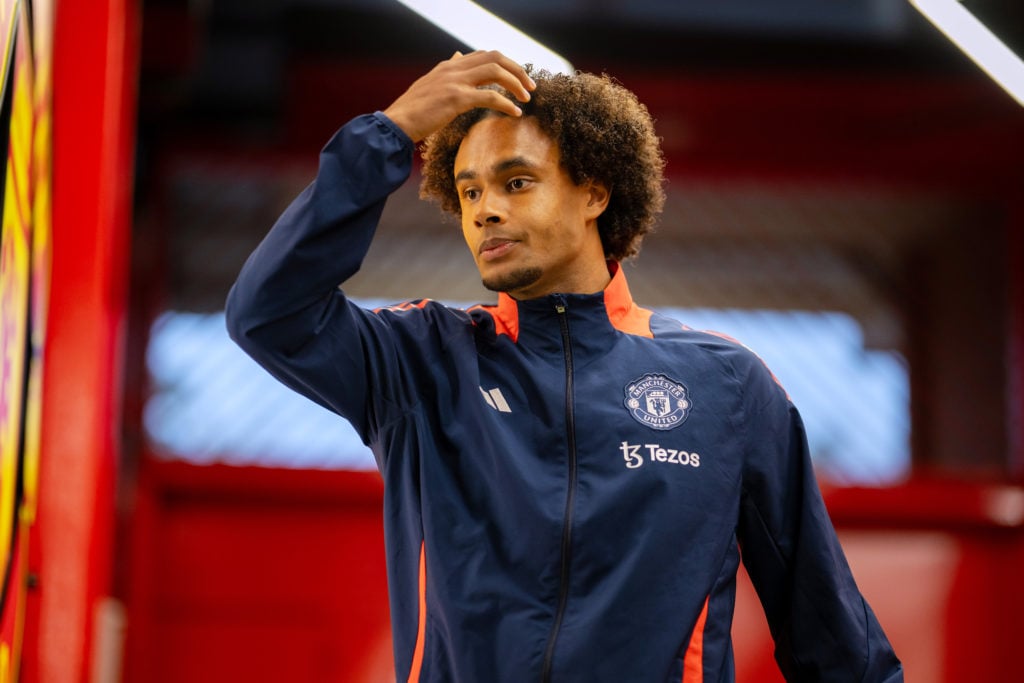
[383,50,536,143]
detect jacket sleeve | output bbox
[734,351,903,682]
[225,112,417,445]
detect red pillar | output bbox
[32,0,139,680]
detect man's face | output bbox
[453,115,609,300]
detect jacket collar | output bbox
[486,262,653,342]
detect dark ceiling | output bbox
[140,0,1024,141]
[135,0,1024,322]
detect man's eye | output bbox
[508,178,529,191]
[463,188,479,201]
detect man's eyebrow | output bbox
[454,157,538,184]
[493,156,536,174]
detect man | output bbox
[226,51,902,682]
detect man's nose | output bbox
[473,191,505,227]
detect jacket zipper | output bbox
[540,297,578,683]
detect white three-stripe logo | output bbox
[480,387,511,413]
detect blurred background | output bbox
[2,0,1023,681]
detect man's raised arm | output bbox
[223,52,533,430]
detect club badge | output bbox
[623,373,691,430]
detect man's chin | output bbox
[481,266,543,295]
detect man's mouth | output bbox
[479,237,518,261]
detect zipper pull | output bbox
[554,295,567,314]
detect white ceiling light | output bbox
[909,0,1024,107]
[393,0,574,74]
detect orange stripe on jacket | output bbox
[703,329,791,400]
[374,299,432,314]
[407,542,428,682]
[469,293,520,342]
[604,262,653,338]
[682,597,709,683]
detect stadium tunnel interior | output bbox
[132,0,1023,477]
[110,0,1024,681]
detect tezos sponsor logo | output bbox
[623,373,691,430]
[620,441,701,469]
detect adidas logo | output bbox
[480,387,511,413]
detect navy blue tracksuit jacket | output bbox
[226,112,903,683]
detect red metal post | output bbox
[32,0,139,680]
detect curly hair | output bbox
[419,68,666,261]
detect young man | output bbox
[226,51,902,682]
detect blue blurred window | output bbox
[145,303,908,485]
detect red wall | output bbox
[124,463,393,683]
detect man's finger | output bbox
[463,62,533,103]
[489,51,537,93]
[456,50,535,100]
[472,88,524,118]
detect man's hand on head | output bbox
[383,50,536,144]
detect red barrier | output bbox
[124,461,392,683]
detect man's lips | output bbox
[478,237,519,261]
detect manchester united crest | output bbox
[623,373,691,430]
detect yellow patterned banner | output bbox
[0,0,14,105]
[0,0,52,679]
[0,0,23,609]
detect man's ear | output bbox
[583,181,610,221]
